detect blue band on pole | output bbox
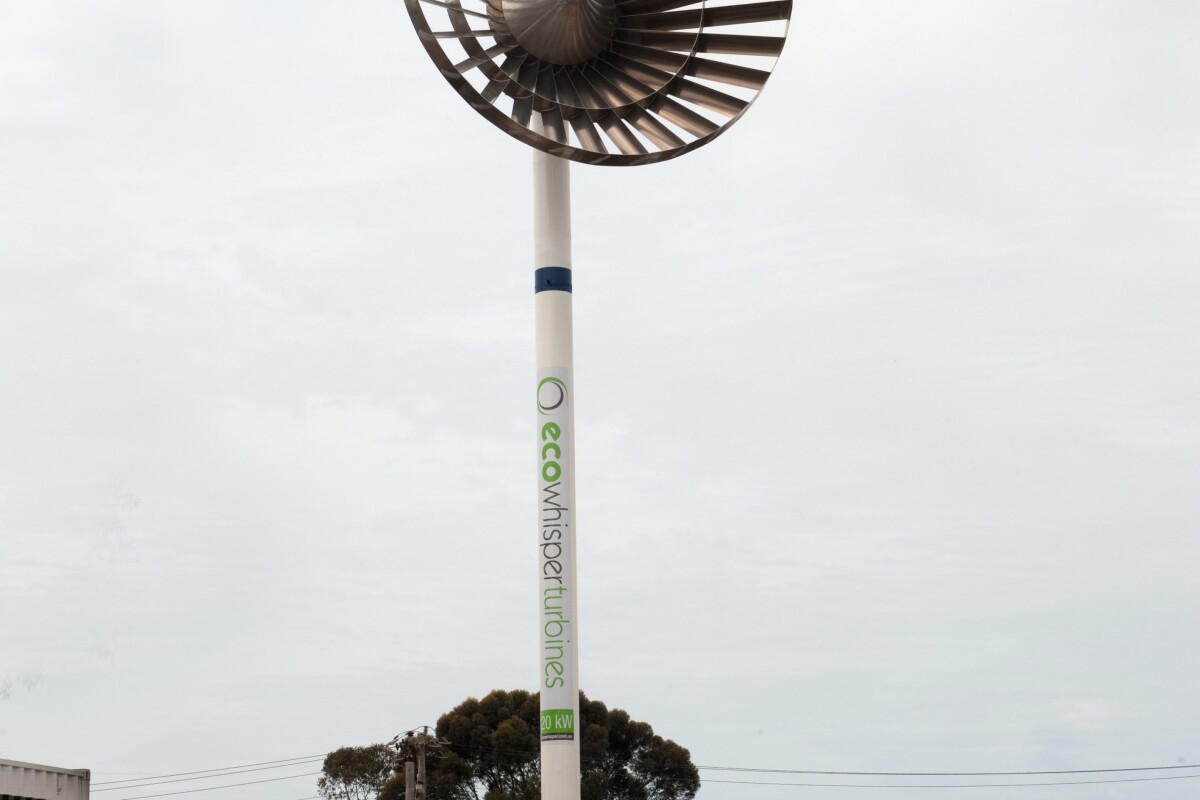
[535,267,572,293]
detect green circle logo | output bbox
[537,377,566,415]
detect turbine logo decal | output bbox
[537,377,567,415]
[537,367,574,741]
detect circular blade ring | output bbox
[405,0,791,164]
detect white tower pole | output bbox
[532,134,581,800]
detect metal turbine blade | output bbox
[404,0,792,164]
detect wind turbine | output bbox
[402,0,791,794]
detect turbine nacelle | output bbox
[495,0,617,65]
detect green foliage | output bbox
[318,745,395,800]
[427,690,699,800]
[431,689,542,800]
[322,691,699,800]
[576,694,699,800]
[378,771,407,800]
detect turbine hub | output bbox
[500,0,616,65]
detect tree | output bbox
[576,694,699,800]
[426,689,700,800]
[429,689,541,800]
[319,745,395,800]
[326,690,699,800]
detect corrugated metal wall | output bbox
[0,758,90,800]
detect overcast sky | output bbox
[1,1,1198,799]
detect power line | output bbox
[701,772,1200,789]
[94,759,325,792]
[109,771,321,800]
[695,761,1200,777]
[95,760,1200,800]
[93,755,328,786]
[93,744,1200,799]
[451,740,1200,778]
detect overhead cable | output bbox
[92,755,327,786]
[96,743,1200,798]
[702,773,1200,789]
[109,771,321,800]
[452,740,1200,777]
[695,761,1200,776]
[93,760,324,792]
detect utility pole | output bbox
[416,736,426,800]
[390,727,439,800]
